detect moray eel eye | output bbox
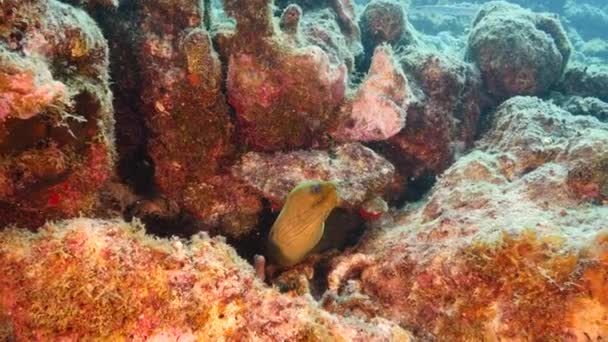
[310,183,322,194]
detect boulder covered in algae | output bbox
[466,1,571,100]
[220,0,347,152]
[0,218,411,340]
[322,97,608,340]
[374,46,483,188]
[232,143,395,209]
[0,0,115,228]
[97,0,263,238]
[557,63,608,102]
[330,44,408,142]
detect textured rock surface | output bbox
[0,0,115,228]
[275,0,361,48]
[358,0,419,69]
[323,97,608,339]
[221,0,347,152]
[557,64,608,102]
[331,44,408,142]
[0,218,412,340]
[98,0,262,238]
[466,1,571,100]
[232,143,395,209]
[550,92,608,122]
[375,47,483,185]
[359,0,407,53]
[299,7,360,72]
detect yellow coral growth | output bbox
[435,230,606,340]
[0,219,226,339]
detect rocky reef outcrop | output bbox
[97,0,264,238]
[558,63,608,103]
[377,46,484,193]
[331,44,408,142]
[0,0,115,228]
[2,0,607,339]
[0,218,411,340]
[323,97,608,339]
[232,143,395,209]
[466,1,571,100]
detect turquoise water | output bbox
[349,0,608,64]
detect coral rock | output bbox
[232,143,395,208]
[324,97,608,339]
[222,0,348,152]
[550,92,608,122]
[466,1,571,100]
[331,44,408,142]
[359,0,407,52]
[557,63,608,102]
[0,0,114,228]
[0,218,411,340]
[99,0,258,237]
[376,47,483,183]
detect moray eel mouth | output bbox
[267,180,340,268]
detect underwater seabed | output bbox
[1,0,608,340]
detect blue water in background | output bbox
[353,0,608,65]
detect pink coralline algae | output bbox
[322,97,608,340]
[0,61,67,121]
[0,218,412,340]
[331,44,408,142]
[232,143,395,209]
[0,0,115,228]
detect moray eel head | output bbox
[267,180,339,268]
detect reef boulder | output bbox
[323,96,608,339]
[374,47,483,188]
[331,44,408,142]
[557,63,608,102]
[222,0,347,152]
[97,0,264,238]
[0,0,115,227]
[231,143,395,209]
[0,218,411,340]
[466,1,571,100]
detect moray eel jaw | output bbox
[267,181,339,267]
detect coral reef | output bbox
[375,46,483,187]
[0,0,115,227]
[232,143,395,209]
[358,0,419,68]
[0,218,412,340]
[274,0,361,49]
[323,97,608,339]
[359,1,407,53]
[97,0,263,238]
[331,44,408,142]
[221,0,347,152]
[1,0,607,339]
[62,0,119,10]
[558,63,608,102]
[466,1,571,100]
[550,92,608,122]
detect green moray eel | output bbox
[267,180,339,268]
